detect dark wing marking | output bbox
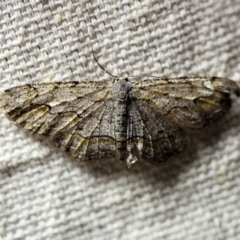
[131,77,239,129]
[127,99,188,164]
[0,81,117,161]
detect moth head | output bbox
[112,77,129,83]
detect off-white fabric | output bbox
[0,1,240,240]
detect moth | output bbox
[0,76,239,167]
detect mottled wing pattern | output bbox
[131,77,240,129]
[0,81,117,161]
[127,99,188,164]
[0,76,239,166]
[127,76,239,164]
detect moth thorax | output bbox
[112,81,130,99]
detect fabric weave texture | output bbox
[0,1,240,240]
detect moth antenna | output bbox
[92,49,118,78]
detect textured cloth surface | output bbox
[0,1,240,240]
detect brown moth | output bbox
[0,76,239,167]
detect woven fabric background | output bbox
[0,1,240,239]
